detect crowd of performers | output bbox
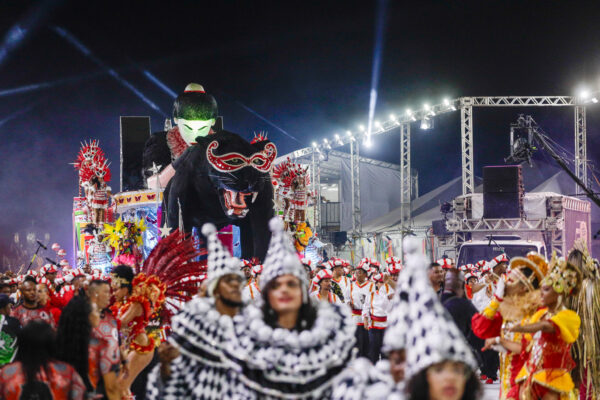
[0,217,598,399]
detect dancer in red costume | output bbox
[110,230,205,398]
[512,257,582,400]
[474,253,548,399]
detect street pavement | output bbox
[482,382,501,399]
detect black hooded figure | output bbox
[142,84,275,261]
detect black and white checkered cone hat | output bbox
[260,218,308,295]
[400,238,477,379]
[202,223,243,297]
[382,254,413,354]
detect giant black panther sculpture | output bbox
[164,130,276,261]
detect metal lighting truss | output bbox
[575,106,587,195]
[350,140,361,236]
[296,95,589,242]
[460,96,587,196]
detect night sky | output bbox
[1,1,600,264]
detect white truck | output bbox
[440,192,591,267]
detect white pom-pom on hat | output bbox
[403,237,420,255]
[269,217,284,232]
[202,223,217,236]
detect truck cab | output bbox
[456,235,546,267]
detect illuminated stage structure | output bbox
[286,95,596,260]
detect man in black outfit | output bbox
[441,270,498,384]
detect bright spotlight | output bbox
[579,89,590,99]
[346,130,353,136]
[375,120,381,128]
[443,98,450,106]
[312,142,317,147]
[420,118,434,130]
[423,103,430,111]
[593,97,599,103]
[389,113,396,120]
[364,138,372,148]
[406,108,412,115]
[334,133,340,140]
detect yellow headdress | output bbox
[543,252,582,297]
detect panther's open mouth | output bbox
[222,189,258,217]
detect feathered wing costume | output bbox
[134,229,207,332]
[115,229,206,353]
[115,229,206,398]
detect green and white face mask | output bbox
[175,117,215,145]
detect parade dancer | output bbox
[362,273,394,364]
[349,259,375,358]
[0,322,86,399]
[310,269,342,304]
[385,256,401,287]
[87,277,123,395]
[240,259,253,286]
[225,218,355,399]
[73,140,112,227]
[510,257,582,399]
[111,230,205,397]
[331,258,350,301]
[405,242,481,400]
[103,218,145,268]
[242,264,262,303]
[11,276,55,328]
[85,226,112,273]
[146,223,244,400]
[474,253,548,399]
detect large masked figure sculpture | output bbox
[143,84,275,260]
[165,132,276,260]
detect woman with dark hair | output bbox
[0,321,86,399]
[56,294,95,391]
[407,363,481,400]
[226,218,355,399]
[56,293,121,399]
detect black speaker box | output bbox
[483,166,521,193]
[483,192,521,218]
[332,231,348,247]
[120,116,151,192]
[432,220,449,236]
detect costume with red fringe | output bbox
[114,230,206,354]
[272,157,311,225]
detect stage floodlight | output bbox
[420,118,434,130]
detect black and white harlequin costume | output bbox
[146,223,243,400]
[224,218,356,399]
[400,239,477,380]
[333,238,478,400]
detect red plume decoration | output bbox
[137,229,207,324]
[272,157,310,188]
[73,140,112,185]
